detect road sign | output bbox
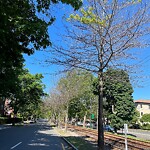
[91,114,95,119]
[124,124,128,150]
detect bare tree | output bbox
[45,90,63,125]
[47,0,150,149]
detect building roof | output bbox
[134,100,150,104]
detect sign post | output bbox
[124,124,128,150]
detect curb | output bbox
[61,136,78,150]
[53,127,78,150]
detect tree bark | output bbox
[98,70,104,150]
[83,111,87,128]
[65,104,69,132]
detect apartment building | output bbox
[134,100,150,117]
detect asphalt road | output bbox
[118,129,150,141]
[0,123,72,150]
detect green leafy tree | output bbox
[13,69,46,118]
[0,0,82,101]
[67,71,97,127]
[54,69,97,129]
[57,70,84,131]
[103,69,135,132]
[0,0,49,99]
[0,0,82,55]
[140,114,150,130]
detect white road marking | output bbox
[10,142,22,149]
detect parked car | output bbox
[77,121,83,126]
[104,125,114,133]
[86,121,97,129]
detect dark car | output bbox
[104,125,114,132]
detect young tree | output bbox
[49,0,150,149]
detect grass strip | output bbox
[65,136,97,150]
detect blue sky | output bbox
[23,49,150,100]
[24,2,150,100]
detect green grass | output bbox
[55,127,98,150]
[65,136,97,150]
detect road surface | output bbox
[118,129,150,141]
[0,123,72,150]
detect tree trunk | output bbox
[65,105,68,132]
[98,70,104,150]
[58,112,60,128]
[83,112,87,128]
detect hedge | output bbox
[0,117,23,125]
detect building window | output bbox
[141,112,143,116]
[140,104,142,108]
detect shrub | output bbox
[0,117,8,124]
[140,114,150,123]
[0,117,23,125]
[129,123,141,129]
[141,123,150,130]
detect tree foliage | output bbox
[0,0,49,99]
[45,69,97,125]
[93,69,135,131]
[0,0,82,100]
[67,70,97,120]
[140,114,150,123]
[104,69,135,130]
[13,69,46,117]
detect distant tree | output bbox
[49,69,96,129]
[67,71,97,127]
[45,89,65,126]
[68,97,83,119]
[57,70,84,131]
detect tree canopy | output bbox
[0,0,82,99]
[12,69,46,117]
[104,69,135,131]
[45,69,97,126]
